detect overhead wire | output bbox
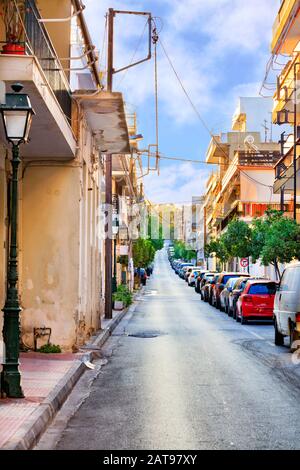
[156,33,274,189]
[115,18,149,88]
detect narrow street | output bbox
[39,250,300,451]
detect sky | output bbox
[84,0,282,204]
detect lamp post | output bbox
[112,224,119,294]
[0,83,34,398]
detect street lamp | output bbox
[112,223,119,294]
[0,83,35,398]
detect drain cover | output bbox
[128,330,162,339]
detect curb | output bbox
[1,288,143,450]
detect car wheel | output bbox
[240,310,247,325]
[274,319,284,347]
[220,301,224,312]
[233,306,237,321]
[200,292,203,300]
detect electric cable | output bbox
[116,19,149,88]
[157,34,274,189]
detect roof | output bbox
[220,272,250,276]
[246,279,277,284]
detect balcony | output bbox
[206,136,229,164]
[271,0,300,54]
[0,0,76,158]
[272,55,300,122]
[221,150,281,197]
[273,138,300,194]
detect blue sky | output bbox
[84,0,281,203]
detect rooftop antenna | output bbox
[262,119,269,143]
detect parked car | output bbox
[236,280,278,324]
[199,273,216,299]
[188,269,202,287]
[195,271,213,293]
[228,277,254,318]
[177,263,193,276]
[208,274,221,305]
[184,267,194,282]
[273,263,300,352]
[180,265,193,279]
[212,273,251,309]
[185,266,202,282]
[219,277,239,312]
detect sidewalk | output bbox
[0,297,142,450]
[0,352,82,449]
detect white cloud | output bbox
[144,162,210,203]
[84,0,280,202]
[85,0,279,125]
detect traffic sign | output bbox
[240,258,249,268]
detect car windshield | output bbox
[248,283,277,295]
[226,278,237,288]
[223,274,241,284]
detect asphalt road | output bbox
[38,250,300,450]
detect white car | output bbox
[188,269,202,287]
[274,263,300,352]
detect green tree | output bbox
[222,219,252,259]
[251,210,300,279]
[133,238,156,267]
[205,237,230,269]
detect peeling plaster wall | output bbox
[20,157,104,350]
[21,165,81,351]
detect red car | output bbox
[236,280,277,324]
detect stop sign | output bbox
[240,258,249,268]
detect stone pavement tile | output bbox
[0,352,80,448]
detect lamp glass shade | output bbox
[112,225,119,236]
[2,109,32,143]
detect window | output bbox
[248,283,277,295]
[223,275,240,284]
[280,267,300,293]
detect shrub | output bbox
[38,343,62,354]
[113,284,133,307]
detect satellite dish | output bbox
[244,135,258,152]
[244,135,255,145]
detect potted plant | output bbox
[0,0,25,54]
[117,255,129,266]
[113,285,133,311]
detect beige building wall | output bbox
[20,154,104,351]
[21,164,80,350]
[240,169,281,203]
[0,113,105,352]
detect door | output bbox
[277,267,299,335]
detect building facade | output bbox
[271,0,300,222]
[0,0,137,352]
[203,98,288,277]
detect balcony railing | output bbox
[272,0,297,44]
[237,151,281,167]
[24,0,72,122]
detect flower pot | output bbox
[2,43,25,55]
[114,300,124,311]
